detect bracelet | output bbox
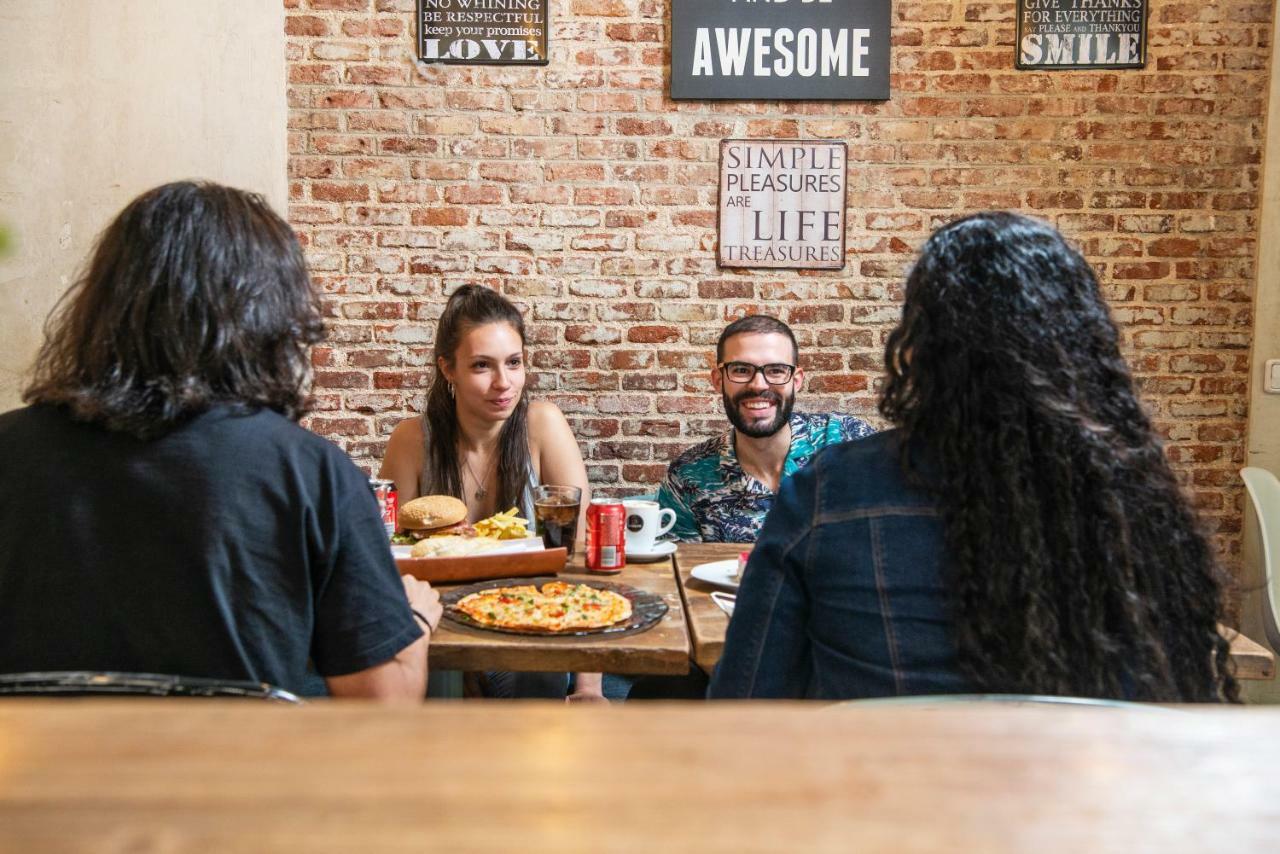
[411,607,437,633]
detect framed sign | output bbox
[671,0,891,101]
[718,140,847,271]
[417,0,548,65]
[1016,0,1147,69]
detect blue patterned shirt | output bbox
[657,412,875,543]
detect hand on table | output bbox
[566,671,606,704]
[565,690,609,705]
[402,575,442,634]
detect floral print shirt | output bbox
[656,412,875,543]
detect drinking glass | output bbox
[533,485,582,556]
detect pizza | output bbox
[454,581,633,633]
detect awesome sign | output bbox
[417,0,548,65]
[1016,0,1147,69]
[671,0,890,101]
[718,140,847,270]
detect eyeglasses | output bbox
[718,361,796,385]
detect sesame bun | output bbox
[399,495,468,534]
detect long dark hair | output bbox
[881,211,1237,702]
[422,285,530,510]
[24,181,322,439]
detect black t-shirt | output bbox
[0,404,421,693]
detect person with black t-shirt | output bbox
[0,181,439,700]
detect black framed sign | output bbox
[671,0,890,101]
[1016,0,1147,69]
[417,0,548,65]
[718,140,848,271]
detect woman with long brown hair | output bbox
[380,284,601,700]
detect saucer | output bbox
[626,540,677,563]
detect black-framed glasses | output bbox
[719,361,796,385]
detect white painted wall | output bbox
[0,0,286,411]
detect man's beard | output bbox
[722,385,795,438]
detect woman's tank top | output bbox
[417,417,537,521]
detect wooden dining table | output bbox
[674,543,1277,681]
[2,700,1278,852]
[426,552,691,675]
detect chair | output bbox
[0,671,302,703]
[829,694,1175,712]
[1241,466,1280,650]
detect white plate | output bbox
[690,559,740,590]
[392,536,544,560]
[626,540,677,562]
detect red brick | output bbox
[286,15,329,37]
[622,373,678,391]
[314,371,370,389]
[410,208,468,227]
[372,371,432,390]
[566,418,620,439]
[565,325,622,346]
[699,281,755,300]
[806,375,870,393]
[627,325,681,344]
[624,420,682,439]
[1112,262,1171,280]
[621,464,669,484]
[616,118,672,136]
[307,417,371,437]
[310,0,368,9]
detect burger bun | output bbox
[398,495,468,536]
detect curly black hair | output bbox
[881,211,1237,702]
[24,181,323,438]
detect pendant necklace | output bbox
[462,450,499,502]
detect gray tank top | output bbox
[417,416,538,521]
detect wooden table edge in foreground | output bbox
[673,543,1277,681]
[426,553,692,675]
[3,701,1279,853]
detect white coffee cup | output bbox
[623,499,676,553]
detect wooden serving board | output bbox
[395,547,567,584]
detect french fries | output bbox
[473,507,530,540]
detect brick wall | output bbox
[285,0,1272,569]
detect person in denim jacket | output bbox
[711,212,1238,703]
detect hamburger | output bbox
[397,495,474,541]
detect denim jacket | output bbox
[708,430,972,700]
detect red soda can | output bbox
[586,498,626,573]
[368,478,398,538]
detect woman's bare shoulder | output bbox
[528,398,566,424]
[388,415,425,445]
[527,399,571,441]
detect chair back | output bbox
[1241,466,1280,649]
[830,694,1175,712]
[0,671,302,703]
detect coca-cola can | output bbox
[368,478,398,538]
[585,498,626,573]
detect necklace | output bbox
[461,449,499,502]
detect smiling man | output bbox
[657,315,874,543]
